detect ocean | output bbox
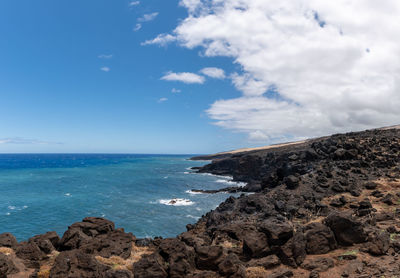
[0,154,242,241]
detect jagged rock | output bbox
[195,245,224,271]
[269,268,294,278]
[304,223,337,254]
[261,218,293,245]
[364,182,378,190]
[381,194,394,205]
[325,212,367,246]
[366,231,390,255]
[50,249,110,278]
[0,233,18,249]
[15,242,46,268]
[218,253,244,276]
[133,253,168,278]
[247,254,281,269]
[80,230,134,259]
[158,238,195,277]
[242,230,270,258]
[0,253,19,276]
[28,231,60,254]
[309,270,319,278]
[278,231,306,267]
[284,175,300,189]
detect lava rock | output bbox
[304,223,337,254]
[325,212,367,246]
[0,253,19,276]
[0,233,18,249]
[133,253,168,278]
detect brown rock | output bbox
[133,253,168,278]
[304,223,337,254]
[195,245,224,271]
[15,242,46,268]
[0,233,18,249]
[0,253,19,276]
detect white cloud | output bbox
[154,0,400,141]
[248,130,269,142]
[100,67,110,72]
[129,1,140,6]
[158,97,168,103]
[161,72,205,84]
[142,34,176,46]
[98,54,113,59]
[138,12,159,22]
[133,23,142,32]
[0,137,62,145]
[172,88,181,93]
[200,67,226,79]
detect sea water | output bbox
[0,154,242,241]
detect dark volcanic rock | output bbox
[15,242,46,268]
[195,245,224,271]
[0,253,18,276]
[0,233,18,249]
[50,249,110,278]
[28,231,60,254]
[325,212,367,246]
[304,223,337,254]
[242,230,270,258]
[133,253,168,278]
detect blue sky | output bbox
[0,0,247,154]
[1,1,399,153]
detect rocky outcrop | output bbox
[1,127,399,277]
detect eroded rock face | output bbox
[50,249,110,278]
[28,231,60,254]
[133,253,168,278]
[0,253,18,276]
[0,233,18,249]
[15,242,46,268]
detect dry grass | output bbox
[96,243,153,271]
[246,266,268,278]
[37,265,51,278]
[0,247,13,255]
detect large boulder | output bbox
[261,218,293,245]
[80,230,134,259]
[50,249,110,278]
[0,253,19,276]
[278,231,306,267]
[242,230,270,258]
[15,242,46,268]
[158,238,195,277]
[195,245,224,271]
[59,218,115,250]
[218,253,245,277]
[365,231,390,255]
[28,231,60,254]
[304,223,337,254]
[0,233,18,249]
[325,212,367,246]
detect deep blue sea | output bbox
[0,154,243,241]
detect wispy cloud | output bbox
[200,67,226,79]
[142,34,176,46]
[158,97,168,103]
[100,67,110,72]
[0,137,62,145]
[129,1,140,7]
[161,72,205,84]
[98,54,113,59]
[133,23,142,32]
[171,88,181,93]
[138,12,159,22]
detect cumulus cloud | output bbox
[100,67,110,72]
[158,97,168,103]
[200,67,226,79]
[138,12,159,22]
[142,34,176,46]
[151,0,400,142]
[161,72,205,84]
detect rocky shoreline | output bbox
[1,127,400,277]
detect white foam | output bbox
[65,193,71,197]
[184,172,190,174]
[6,212,10,216]
[185,190,203,195]
[215,179,247,187]
[186,215,200,220]
[158,198,195,206]
[8,206,16,210]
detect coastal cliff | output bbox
[1,127,400,277]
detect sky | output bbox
[0,0,399,154]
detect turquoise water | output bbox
[0,154,239,241]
